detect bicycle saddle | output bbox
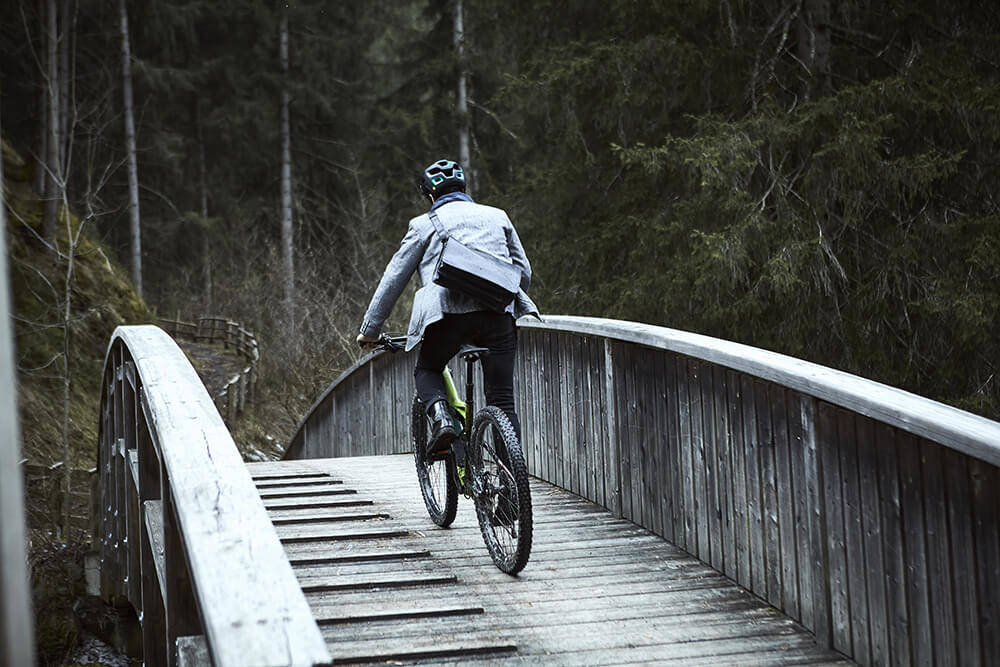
[458,345,490,360]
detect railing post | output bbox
[0,202,35,666]
[162,476,199,667]
[137,388,166,667]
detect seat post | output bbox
[464,356,476,430]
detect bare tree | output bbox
[454,0,471,189]
[120,0,142,296]
[280,11,294,329]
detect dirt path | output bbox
[176,340,248,396]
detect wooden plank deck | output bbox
[246,455,850,665]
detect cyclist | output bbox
[356,159,539,462]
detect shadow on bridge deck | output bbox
[247,455,849,666]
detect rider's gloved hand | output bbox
[357,333,379,351]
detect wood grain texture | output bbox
[284,315,1000,666]
[0,217,34,667]
[250,455,844,665]
[97,326,330,666]
[519,316,1000,467]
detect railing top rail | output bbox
[287,314,1000,466]
[107,325,328,665]
[521,315,1000,466]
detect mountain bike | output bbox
[373,335,532,575]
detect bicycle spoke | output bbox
[471,406,533,574]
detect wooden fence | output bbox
[158,315,259,423]
[285,314,1000,666]
[97,325,328,666]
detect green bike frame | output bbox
[442,367,468,426]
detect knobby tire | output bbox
[469,406,533,574]
[411,395,457,527]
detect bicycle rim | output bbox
[470,406,532,574]
[412,395,457,527]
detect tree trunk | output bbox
[279,12,294,328]
[120,0,142,297]
[797,0,832,98]
[33,0,48,197]
[58,0,70,175]
[454,0,471,190]
[197,107,212,312]
[43,0,60,243]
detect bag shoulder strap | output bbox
[427,209,449,241]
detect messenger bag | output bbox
[428,209,521,312]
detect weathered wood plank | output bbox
[818,402,850,655]
[562,335,578,498]
[175,635,209,667]
[689,360,709,563]
[898,431,932,666]
[874,422,910,666]
[678,356,695,552]
[653,352,677,541]
[728,370,750,591]
[661,351,679,543]
[549,333,564,491]
[801,394,830,647]
[943,449,980,665]
[838,409,870,665]
[582,336,599,507]
[712,366,735,581]
[603,339,622,517]
[920,438,957,665]
[143,500,167,603]
[971,458,1000,663]
[755,380,781,608]
[741,374,765,597]
[856,415,889,665]
[770,386,798,620]
[701,365,722,572]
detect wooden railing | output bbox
[1,210,34,666]
[285,314,1000,666]
[97,325,328,666]
[158,315,259,423]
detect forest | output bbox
[3,0,1000,451]
[3,0,1000,662]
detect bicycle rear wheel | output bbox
[412,395,458,527]
[469,406,532,574]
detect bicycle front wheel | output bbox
[412,395,457,527]
[469,406,532,574]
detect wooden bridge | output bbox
[7,313,1000,665]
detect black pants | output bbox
[414,311,521,440]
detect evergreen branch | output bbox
[468,99,519,140]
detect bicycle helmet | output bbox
[418,159,466,197]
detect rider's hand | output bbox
[357,333,379,351]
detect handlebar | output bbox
[362,334,407,353]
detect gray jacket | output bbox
[360,199,540,351]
